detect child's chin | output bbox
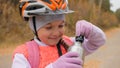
[47,39,61,46]
[48,42,59,46]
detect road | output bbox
[0,54,12,68]
[84,27,120,68]
[0,27,120,68]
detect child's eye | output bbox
[59,25,64,28]
[45,26,52,30]
[59,23,65,28]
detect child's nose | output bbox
[52,28,62,36]
[53,29,60,36]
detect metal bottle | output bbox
[68,35,84,60]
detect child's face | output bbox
[38,20,65,46]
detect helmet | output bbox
[19,0,72,41]
[19,0,73,18]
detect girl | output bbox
[12,0,106,68]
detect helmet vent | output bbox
[26,5,44,10]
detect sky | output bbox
[110,0,120,12]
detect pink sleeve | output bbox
[12,54,31,68]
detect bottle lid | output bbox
[75,35,84,43]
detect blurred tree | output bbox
[0,0,119,45]
[0,0,19,5]
[9,0,19,6]
[102,0,111,11]
[95,0,111,12]
[98,0,103,12]
[115,8,120,22]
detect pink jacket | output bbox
[12,20,106,68]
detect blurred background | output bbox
[0,0,120,68]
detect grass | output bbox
[0,43,16,55]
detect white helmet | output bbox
[19,0,73,18]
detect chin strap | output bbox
[57,39,63,57]
[32,16,41,41]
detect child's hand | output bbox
[76,20,106,55]
[76,20,105,39]
[52,52,83,68]
[76,20,93,38]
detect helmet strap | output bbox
[32,16,41,41]
[57,39,63,56]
